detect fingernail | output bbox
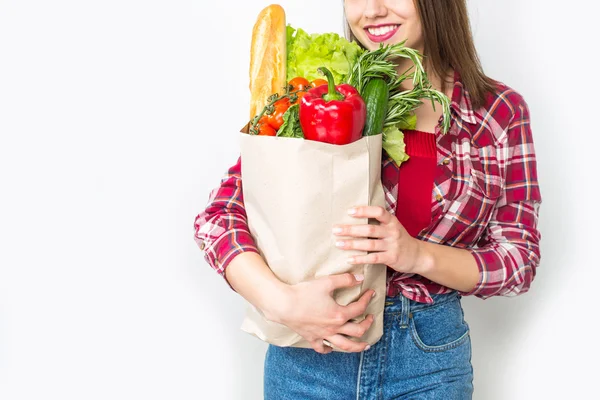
[364,345,371,351]
[372,291,376,298]
[348,208,357,215]
[335,241,345,248]
[332,227,342,234]
[353,273,364,281]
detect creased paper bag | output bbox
[238,129,387,352]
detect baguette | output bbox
[248,4,287,121]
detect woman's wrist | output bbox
[260,280,293,323]
[412,239,436,276]
[226,252,293,323]
[410,239,480,293]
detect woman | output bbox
[194,0,542,398]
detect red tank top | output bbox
[395,129,437,237]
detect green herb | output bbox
[345,41,451,135]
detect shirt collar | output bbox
[449,70,477,126]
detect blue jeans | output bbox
[264,291,473,399]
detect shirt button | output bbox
[442,158,450,165]
[199,241,206,251]
[435,194,443,202]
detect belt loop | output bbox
[400,295,410,328]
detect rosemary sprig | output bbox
[347,40,426,91]
[385,87,451,134]
[345,41,451,134]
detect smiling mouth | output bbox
[365,24,400,37]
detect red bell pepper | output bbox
[299,67,366,145]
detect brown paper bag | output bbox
[238,129,387,352]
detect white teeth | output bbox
[367,25,399,36]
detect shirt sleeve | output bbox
[461,97,542,299]
[193,156,259,292]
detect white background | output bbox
[0,0,597,399]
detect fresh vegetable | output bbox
[299,67,366,145]
[362,78,389,136]
[344,41,451,165]
[265,97,291,130]
[249,85,310,135]
[288,77,332,105]
[277,103,303,138]
[310,79,327,88]
[249,24,452,166]
[346,41,451,134]
[290,91,308,106]
[382,125,410,164]
[396,112,417,131]
[258,120,277,136]
[288,77,310,91]
[286,25,361,84]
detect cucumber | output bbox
[362,78,389,136]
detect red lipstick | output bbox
[364,24,400,43]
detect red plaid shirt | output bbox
[194,72,542,304]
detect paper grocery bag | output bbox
[238,130,387,352]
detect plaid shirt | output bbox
[194,72,542,304]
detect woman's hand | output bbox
[264,273,376,354]
[333,206,425,274]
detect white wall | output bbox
[0,0,596,399]
[465,1,599,398]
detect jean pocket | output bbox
[409,298,470,352]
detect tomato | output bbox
[291,91,308,105]
[310,79,328,88]
[288,77,310,92]
[258,118,277,136]
[265,97,291,130]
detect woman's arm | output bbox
[193,157,293,317]
[451,96,541,298]
[193,157,260,292]
[337,196,541,299]
[337,94,542,299]
[334,207,480,293]
[412,242,480,293]
[224,252,289,320]
[414,199,541,298]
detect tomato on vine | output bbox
[266,97,291,130]
[289,77,310,92]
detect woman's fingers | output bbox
[347,252,388,265]
[333,223,387,238]
[324,334,370,353]
[348,206,393,224]
[325,272,364,292]
[335,239,387,252]
[336,314,374,338]
[341,289,376,321]
[311,339,333,354]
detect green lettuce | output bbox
[396,112,417,131]
[286,25,362,84]
[381,112,417,166]
[277,103,303,138]
[382,125,410,166]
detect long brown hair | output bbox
[343,0,496,109]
